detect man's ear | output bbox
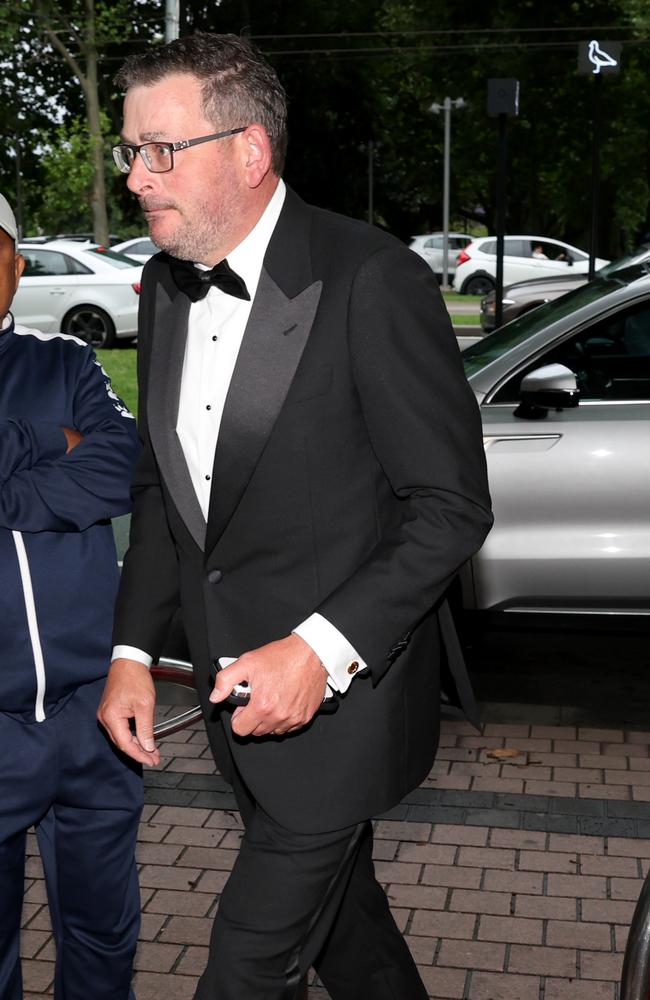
[240,125,273,189]
[14,252,25,290]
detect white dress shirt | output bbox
[113,180,366,694]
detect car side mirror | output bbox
[514,363,580,419]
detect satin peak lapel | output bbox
[205,269,322,556]
[146,283,207,551]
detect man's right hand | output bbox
[97,658,161,766]
[62,427,82,452]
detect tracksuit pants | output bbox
[0,677,142,1000]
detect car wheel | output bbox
[62,305,116,348]
[464,275,495,296]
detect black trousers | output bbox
[193,762,428,1000]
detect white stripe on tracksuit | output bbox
[11,530,47,722]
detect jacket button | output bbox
[207,569,223,584]
[347,660,359,675]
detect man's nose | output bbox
[126,153,155,195]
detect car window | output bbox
[425,237,443,249]
[531,241,569,261]
[83,247,140,268]
[131,239,156,254]
[462,265,650,379]
[491,298,650,403]
[451,236,471,249]
[21,249,70,276]
[67,256,93,275]
[503,239,527,257]
[480,240,497,255]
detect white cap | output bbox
[0,193,18,242]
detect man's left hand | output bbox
[209,634,328,737]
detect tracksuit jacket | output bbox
[0,316,140,723]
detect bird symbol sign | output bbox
[578,39,622,76]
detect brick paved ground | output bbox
[21,717,650,999]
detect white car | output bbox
[111,236,159,263]
[455,235,609,296]
[409,232,472,281]
[14,242,143,348]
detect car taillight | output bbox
[132,282,141,295]
[457,249,471,266]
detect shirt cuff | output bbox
[111,645,153,668]
[293,613,367,694]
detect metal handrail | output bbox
[151,656,203,738]
[621,869,650,1000]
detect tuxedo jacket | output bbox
[114,187,492,833]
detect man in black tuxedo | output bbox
[98,33,492,1000]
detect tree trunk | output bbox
[84,0,109,246]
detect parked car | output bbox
[111,236,158,263]
[14,242,143,348]
[455,235,609,296]
[479,247,650,332]
[461,261,650,621]
[21,233,124,246]
[480,273,587,332]
[409,232,472,281]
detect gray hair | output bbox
[115,33,288,174]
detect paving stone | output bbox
[384,884,447,910]
[548,834,605,855]
[131,972,198,999]
[135,842,184,865]
[578,817,637,838]
[144,889,212,917]
[515,895,577,921]
[418,964,466,999]
[457,845,515,870]
[495,794,551,814]
[374,820,432,842]
[466,809,522,829]
[580,950,624,981]
[375,860,421,884]
[483,870,544,895]
[610,876,644,900]
[158,915,214,946]
[22,960,55,992]
[406,805,465,824]
[175,846,237,871]
[175,945,210,975]
[546,873,607,899]
[490,829,547,850]
[545,919,612,951]
[543,978,615,999]
[405,933,437,965]
[469,971,541,1000]
[190,791,238,810]
[19,930,51,959]
[580,854,640,877]
[397,842,457,865]
[522,813,579,834]
[372,839,399,861]
[409,910,476,940]
[431,823,488,846]
[477,915,543,945]
[137,912,167,942]
[581,898,635,923]
[550,798,606,816]
[163,825,227,848]
[421,864,482,889]
[137,823,172,843]
[508,943,576,977]
[450,889,511,915]
[133,941,183,973]
[144,788,199,807]
[437,938,506,971]
[193,869,229,895]
[518,850,578,873]
[139,865,202,891]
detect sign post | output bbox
[577,40,621,279]
[487,79,519,328]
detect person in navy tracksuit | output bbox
[0,192,142,1000]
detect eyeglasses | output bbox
[112,127,248,174]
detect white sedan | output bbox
[14,242,143,348]
[111,236,158,263]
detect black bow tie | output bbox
[169,257,250,302]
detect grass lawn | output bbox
[97,346,138,417]
[450,313,482,326]
[442,291,482,304]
